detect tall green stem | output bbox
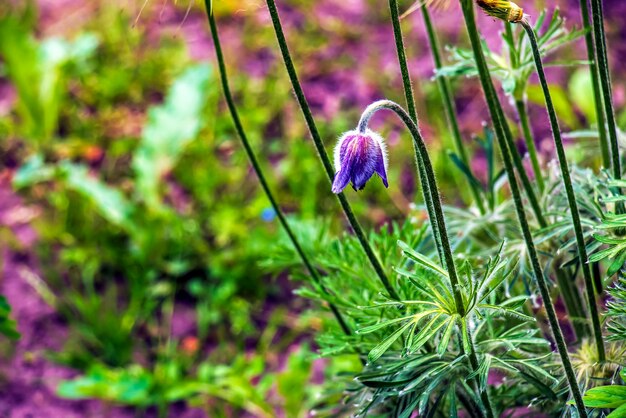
[504,24,518,69]
[264,0,399,301]
[592,261,603,295]
[358,100,494,418]
[389,7,490,414]
[497,111,546,227]
[505,24,544,192]
[459,1,586,414]
[421,5,485,215]
[205,4,352,337]
[388,0,444,262]
[461,11,547,228]
[492,89,546,226]
[509,19,581,342]
[555,265,588,341]
[514,99,544,193]
[579,0,610,168]
[504,22,545,192]
[521,20,605,361]
[590,0,621,178]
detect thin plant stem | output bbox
[493,95,546,226]
[264,0,399,301]
[205,4,353,337]
[458,1,586,414]
[465,326,491,418]
[593,261,603,295]
[461,10,547,228]
[495,105,546,228]
[509,19,580,339]
[392,4,480,390]
[579,0,610,168]
[514,99,544,193]
[422,5,486,215]
[504,23,518,69]
[555,266,588,340]
[521,20,606,362]
[590,0,621,178]
[505,22,544,193]
[358,100,494,418]
[456,390,484,418]
[388,0,445,262]
[478,70,547,225]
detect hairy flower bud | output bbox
[331,129,388,194]
[476,0,527,23]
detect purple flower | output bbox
[331,129,388,193]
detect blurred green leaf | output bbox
[277,346,313,418]
[133,64,212,206]
[527,83,578,128]
[569,68,596,122]
[12,154,55,189]
[58,162,134,229]
[0,16,98,142]
[58,365,152,405]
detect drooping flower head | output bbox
[476,0,527,23]
[331,129,388,194]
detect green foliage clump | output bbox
[1,0,626,417]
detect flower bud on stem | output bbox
[265,0,400,301]
[358,99,494,418]
[388,0,445,263]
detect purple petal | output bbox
[332,168,351,193]
[338,134,356,165]
[373,145,388,188]
[350,161,375,190]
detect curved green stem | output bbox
[514,99,544,193]
[506,22,544,194]
[590,0,621,178]
[358,100,494,418]
[460,3,547,228]
[388,0,444,262]
[422,5,486,215]
[205,4,353,337]
[358,101,462,307]
[579,0,610,168]
[458,1,586,414]
[521,20,605,362]
[264,0,399,301]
